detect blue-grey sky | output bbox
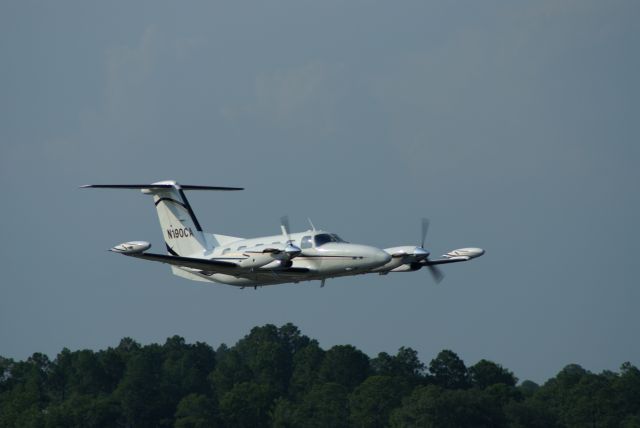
[1,0,639,383]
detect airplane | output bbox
[81,180,484,289]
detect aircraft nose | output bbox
[378,248,392,264]
[368,246,391,266]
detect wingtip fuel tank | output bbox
[110,241,151,254]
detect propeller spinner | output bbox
[280,215,302,258]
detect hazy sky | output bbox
[1,0,639,383]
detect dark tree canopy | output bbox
[429,349,470,389]
[469,359,518,389]
[0,323,638,427]
[317,345,370,391]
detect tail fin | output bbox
[81,180,243,257]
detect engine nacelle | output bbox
[384,246,430,259]
[245,243,302,261]
[111,241,151,254]
[235,253,277,269]
[259,260,293,270]
[389,263,422,273]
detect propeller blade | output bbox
[421,218,429,249]
[280,215,291,242]
[426,264,445,284]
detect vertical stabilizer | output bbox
[144,181,209,257]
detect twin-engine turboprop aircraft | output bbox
[81,181,484,288]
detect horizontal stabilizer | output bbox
[80,184,243,191]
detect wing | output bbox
[126,252,314,277]
[127,252,240,273]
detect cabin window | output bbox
[222,248,231,255]
[300,236,313,249]
[237,246,246,251]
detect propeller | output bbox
[418,218,444,284]
[280,215,302,258]
[425,264,445,284]
[420,217,428,248]
[410,218,430,261]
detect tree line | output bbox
[1,323,639,427]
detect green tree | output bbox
[294,382,350,428]
[0,357,13,393]
[98,347,126,394]
[174,393,219,428]
[389,384,505,428]
[43,394,121,428]
[349,375,409,428]
[469,359,517,389]
[161,336,216,411]
[209,347,252,397]
[48,349,72,403]
[219,381,275,428]
[621,414,640,428]
[288,341,325,399]
[234,325,292,394]
[371,347,425,386]
[429,350,470,389]
[68,350,108,396]
[211,324,307,399]
[531,364,625,427]
[504,399,560,428]
[564,372,617,427]
[278,323,312,356]
[116,346,166,428]
[519,380,540,398]
[270,397,297,428]
[318,345,370,391]
[0,354,50,428]
[615,362,640,418]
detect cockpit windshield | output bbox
[331,234,346,243]
[314,233,347,247]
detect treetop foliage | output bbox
[0,322,638,427]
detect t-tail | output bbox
[80,180,243,257]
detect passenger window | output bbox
[222,248,231,255]
[300,236,313,249]
[237,246,246,251]
[272,242,281,245]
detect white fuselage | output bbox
[184,230,391,286]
